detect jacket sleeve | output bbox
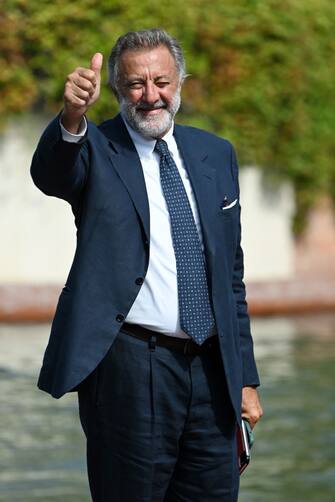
[230,144,260,387]
[30,113,89,206]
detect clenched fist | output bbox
[62,53,103,133]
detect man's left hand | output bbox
[241,386,263,429]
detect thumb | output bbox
[90,52,103,75]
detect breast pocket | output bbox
[218,198,239,218]
[216,197,240,259]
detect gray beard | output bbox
[120,91,181,139]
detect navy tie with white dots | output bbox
[154,138,215,345]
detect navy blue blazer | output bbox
[31,113,260,421]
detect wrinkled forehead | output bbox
[118,45,179,80]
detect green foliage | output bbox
[1,0,334,231]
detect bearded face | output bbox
[120,90,181,139]
[117,46,183,138]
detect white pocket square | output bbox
[221,198,238,210]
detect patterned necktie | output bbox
[154,138,215,345]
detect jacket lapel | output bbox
[99,117,217,265]
[173,125,217,264]
[100,115,150,243]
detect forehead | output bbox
[118,45,178,78]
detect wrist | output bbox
[61,110,85,134]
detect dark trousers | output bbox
[78,330,239,501]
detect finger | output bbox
[242,411,258,426]
[249,419,257,430]
[65,81,90,101]
[243,416,256,429]
[73,68,97,86]
[66,94,88,108]
[72,85,91,102]
[65,83,91,104]
[71,76,95,95]
[90,52,103,75]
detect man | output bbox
[31,29,263,501]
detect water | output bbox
[0,315,334,501]
[240,315,335,502]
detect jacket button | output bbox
[116,314,124,323]
[135,277,144,285]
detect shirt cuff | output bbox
[60,116,87,143]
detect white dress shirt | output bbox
[60,116,204,338]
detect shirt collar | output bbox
[121,114,175,158]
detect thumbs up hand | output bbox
[62,53,103,133]
[88,53,103,104]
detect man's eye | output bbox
[129,83,143,89]
[156,82,169,87]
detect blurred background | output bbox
[0,0,334,500]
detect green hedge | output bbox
[2,0,334,231]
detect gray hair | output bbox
[108,28,186,96]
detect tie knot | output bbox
[154,138,169,158]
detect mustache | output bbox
[135,101,167,111]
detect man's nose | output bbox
[143,82,159,104]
